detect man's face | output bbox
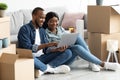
[35,10,45,27]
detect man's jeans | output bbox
[34,49,72,71]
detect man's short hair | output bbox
[32,7,44,15]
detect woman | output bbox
[42,11,120,72]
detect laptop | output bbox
[57,33,79,48]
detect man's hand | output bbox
[38,42,58,50]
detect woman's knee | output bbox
[71,45,80,49]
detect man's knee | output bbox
[64,49,72,59]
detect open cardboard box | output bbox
[88,6,120,34]
[118,49,120,63]
[0,48,34,80]
[0,44,16,57]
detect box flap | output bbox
[16,48,33,58]
[111,6,120,14]
[0,53,18,64]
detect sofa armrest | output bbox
[10,35,18,47]
[76,19,84,38]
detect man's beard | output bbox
[35,20,40,27]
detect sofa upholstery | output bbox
[6,7,87,46]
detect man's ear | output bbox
[32,14,36,19]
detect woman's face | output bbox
[47,17,59,31]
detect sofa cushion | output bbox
[20,9,32,24]
[61,12,84,29]
[6,11,24,35]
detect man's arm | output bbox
[18,25,36,52]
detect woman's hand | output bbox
[49,45,68,53]
[47,42,58,47]
[56,45,68,52]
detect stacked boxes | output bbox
[0,17,34,80]
[88,6,120,62]
[0,17,12,57]
[0,17,10,42]
[118,49,120,62]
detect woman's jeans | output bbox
[34,49,72,72]
[65,34,102,65]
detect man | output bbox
[18,7,72,78]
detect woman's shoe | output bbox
[89,62,100,72]
[104,62,120,71]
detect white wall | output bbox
[0,0,44,12]
[1,0,120,13]
[88,0,120,5]
[0,0,85,13]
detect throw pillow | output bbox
[61,12,84,30]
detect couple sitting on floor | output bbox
[18,7,120,78]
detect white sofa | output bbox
[6,7,87,46]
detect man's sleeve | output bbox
[18,26,38,52]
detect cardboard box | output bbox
[88,6,120,34]
[88,32,120,61]
[0,48,34,80]
[0,44,16,57]
[0,17,10,44]
[118,49,120,63]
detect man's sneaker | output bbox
[34,69,44,78]
[104,62,120,71]
[54,65,71,74]
[35,69,39,78]
[89,62,100,72]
